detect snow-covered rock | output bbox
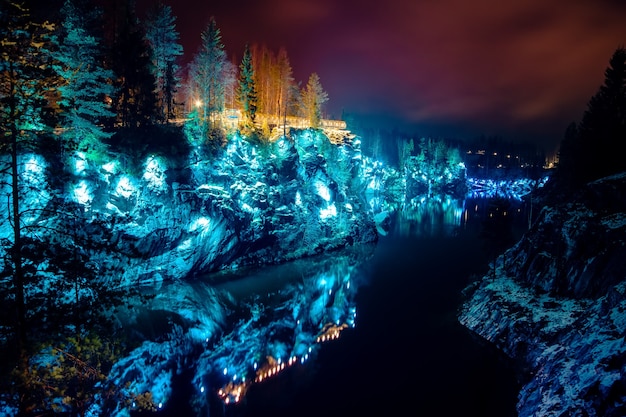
[459,172,626,417]
[54,128,378,286]
[107,242,374,415]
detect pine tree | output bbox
[0,1,58,413]
[52,0,115,162]
[300,73,328,128]
[237,44,258,129]
[1,4,150,414]
[187,16,230,129]
[248,45,296,123]
[143,2,183,123]
[578,47,626,180]
[250,43,272,116]
[276,47,296,123]
[109,2,157,128]
[554,47,626,187]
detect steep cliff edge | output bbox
[459,172,626,417]
[43,128,377,286]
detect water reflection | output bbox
[370,176,545,239]
[123,243,375,414]
[466,176,549,201]
[393,195,465,237]
[122,182,540,414]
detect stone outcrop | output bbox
[65,128,377,287]
[459,172,626,417]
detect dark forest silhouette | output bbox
[550,47,626,192]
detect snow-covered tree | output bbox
[237,44,258,129]
[187,17,230,128]
[52,0,115,161]
[143,2,183,123]
[300,73,328,128]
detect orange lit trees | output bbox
[250,43,274,117]
[250,44,297,123]
[300,73,328,128]
[275,47,296,127]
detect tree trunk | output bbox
[9,81,28,415]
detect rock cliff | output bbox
[51,127,377,287]
[459,172,626,416]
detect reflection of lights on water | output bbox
[218,382,245,405]
[216,322,351,405]
[255,356,289,383]
[316,322,348,343]
[467,176,548,201]
[218,355,298,404]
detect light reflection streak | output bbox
[204,245,374,407]
[217,320,351,404]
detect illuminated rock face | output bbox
[68,128,377,285]
[459,172,626,417]
[108,236,374,415]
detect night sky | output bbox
[137,0,626,151]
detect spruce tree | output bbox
[143,2,183,123]
[0,1,58,413]
[187,16,229,128]
[553,47,626,187]
[1,3,151,414]
[578,47,626,181]
[52,0,115,162]
[300,73,328,128]
[109,2,157,128]
[237,44,258,130]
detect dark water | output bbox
[208,197,524,417]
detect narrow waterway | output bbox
[192,196,526,417]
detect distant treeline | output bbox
[551,47,626,191]
[3,0,331,141]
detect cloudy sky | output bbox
[138,0,626,151]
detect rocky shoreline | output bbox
[64,128,379,287]
[459,172,626,417]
